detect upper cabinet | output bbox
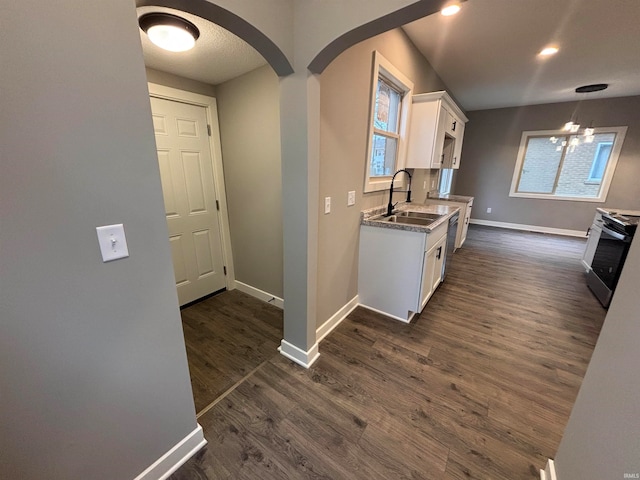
[405,91,468,170]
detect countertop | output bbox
[360,202,460,233]
[596,207,640,217]
[426,193,474,203]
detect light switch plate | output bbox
[96,224,129,262]
[347,190,356,206]
[324,196,331,214]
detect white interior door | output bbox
[150,96,226,305]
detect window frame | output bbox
[363,51,414,193]
[508,126,627,202]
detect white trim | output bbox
[147,83,236,290]
[363,51,415,193]
[470,219,587,238]
[316,295,359,343]
[540,459,557,480]
[509,127,627,203]
[134,424,207,480]
[358,303,416,323]
[278,339,320,369]
[234,280,284,309]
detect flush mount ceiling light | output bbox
[139,12,200,52]
[538,46,559,56]
[441,3,462,16]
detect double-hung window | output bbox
[364,52,414,193]
[509,127,627,202]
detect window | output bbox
[364,52,414,193]
[439,168,453,195]
[509,127,627,202]
[587,142,613,182]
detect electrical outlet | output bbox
[487,207,492,213]
[431,180,436,189]
[347,190,356,206]
[324,196,331,214]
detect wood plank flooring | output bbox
[172,225,605,479]
[180,289,283,413]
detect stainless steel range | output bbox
[586,212,639,307]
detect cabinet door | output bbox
[444,109,456,137]
[451,121,465,169]
[420,248,437,310]
[459,206,472,248]
[582,224,602,270]
[430,105,448,169]
[431,237,446,293]
[406,100,439,169]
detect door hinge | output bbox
[223,266,227,275]
[207,124,212,136]
[216,200,220,211]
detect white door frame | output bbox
[148,82,236,291]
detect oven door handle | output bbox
[601,224,631,242]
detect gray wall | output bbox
[317,28,447,327]
[146,67,217,97]
[216,65,284,298]
[455,96,640,231]
[554,235,640,478]
[1,1,198,478]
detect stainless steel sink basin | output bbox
[382,215,435,226]
[395,211,444,221]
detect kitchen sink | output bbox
[382,215,435,226]
[395,211,444,221]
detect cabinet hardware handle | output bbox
[452,120,456,131]
[453,156,457,165]
[436,246,442,259]
[465,217,469,225]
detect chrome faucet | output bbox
[386,169,412,216]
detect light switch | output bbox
[324,196,331,214]
[347,191,356,206]
[96,224,129,262]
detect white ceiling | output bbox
[137,6,266,86]
[403,0,640,111]
[138,1,640,108]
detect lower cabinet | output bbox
[359,221,448,322]
[420,235,446,311]
[582,212,604,271]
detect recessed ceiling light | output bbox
[539,46,559,56]
[441,3,462,16]
[139,13,200,53]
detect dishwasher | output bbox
[442,211,459,280]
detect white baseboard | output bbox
[278,339,320,369]
[316,295,359,343]
[358,303,415,323]
[234,280,284,309]
[470,219,587,238]
[134,424,207,480]
[540,459,557,480]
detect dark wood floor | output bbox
[181,289,283,413]
[172,225,606,479]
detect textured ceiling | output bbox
[137,6,267,86]
[403,0,640,111]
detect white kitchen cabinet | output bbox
[451,120,465,169]
[424,196,473,249]
[459,199,473,247]
[581,212,604,271]
[405,91,468,170]
[359,221,448,322]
